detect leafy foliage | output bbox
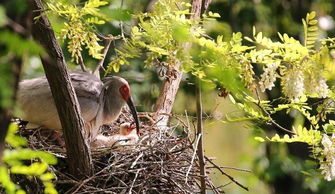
[302,11,319,50]
[246,27,330,101]
[107,1,197,72]
[104,2,335,180]
[47,0,109,63]
[256,125,322,146]
[0,124,57,194]
[46,0,335,183]
[0,30,44,108]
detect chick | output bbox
[91,122,139,148]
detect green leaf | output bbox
[0,166,16,193]
[172,24,191,42]
[40,173,56,182]
[0,30,44,56]
[113,63,120,72]
[101,8,132,21]
[308,11,316,20]
[254,137,265,142]
[309,19,318,25]
[11,162,49,176]
[308,26,318,31]
[3,149,57,165]
[5,123,27,148]
[0,6,7,27]
[208,11,220,18]
[244,36,253,42]
[252,26,256,36]
[228,94,236,104]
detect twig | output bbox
[6,18,27,35]
[130,152,143,168]
[205,156,249,191]
[19,109,223,193]
[185,134,201,184]
[221,181,232,188]
[119,0,125,39]
[206,180,223,194]
[254,88,295,134]
[207,165,252,173]
[78,54,87,72]
[128,169,140,194]
[185,110,191,135]
[254,102,295,134]
[93,37,112,76]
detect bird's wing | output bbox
[70,72,104,102]
[70,72,105,123]
[17,77,62,130]
[17,72,106,129]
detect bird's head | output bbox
[104,76,140,134]
[119,122,136,135]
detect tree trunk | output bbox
[154,0,212,128]
[30,0,93,178]
[154,66,183,128]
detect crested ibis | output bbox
[17,71,140,142]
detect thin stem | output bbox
[93,37,112,76]
[254,89,295,135]
[205,156,249,191]
[195,79,206,194]
[78,55,87,72]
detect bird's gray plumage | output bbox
[17,71,131,141]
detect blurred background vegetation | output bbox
[1,0,335,193]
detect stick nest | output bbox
[17,109,224,193]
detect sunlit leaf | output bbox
[0,6,7,27]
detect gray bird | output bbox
[17,71,140,141]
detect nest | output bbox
[14,109,246,193]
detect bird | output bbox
[94,122,140,147]
[17,71,140,142]
[91,122,139,148]
[118,122,139,144]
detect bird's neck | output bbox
[103,87,125,123]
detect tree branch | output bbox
[78,55,87,72]
[254,89,295,135]
[30,0,93,178]
[153,0,212,129]
[195,80,206,194]
[205,156,249,191]
[93,37,112,78]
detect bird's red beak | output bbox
[127,125,136,134]
[129,125,136,130]
[127,97,140,134]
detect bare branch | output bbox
[254,89,295,135]
[205,156,249,191]
[93,37,112,77]
[6,18,27,35]
[195,80,206,194]
[78,54,87,72]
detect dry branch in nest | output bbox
[15,109,248,193]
